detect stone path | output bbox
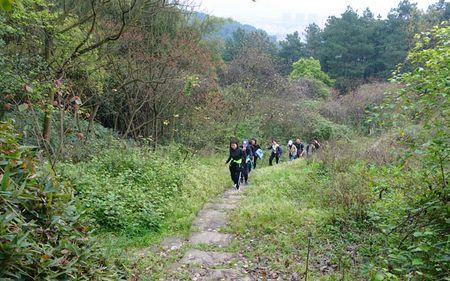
[166,185,251,280]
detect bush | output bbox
[365,25,450,279]
[289,57,334,87]
[313,139,376,218]
[61,147,187,234]
[334,77,364,93]
[0,121,120,279]
[286,78,330,99]
[313,134,450,280]
[292,106,353,141]
[320,82,396,132]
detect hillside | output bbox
[196,11,278,44]
[196,12,258,39]
[1,1,449,280]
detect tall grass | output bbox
[229,159,366,280]
[229,131,449,280]
[71,154,231,278]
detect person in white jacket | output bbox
[287,140,297,161]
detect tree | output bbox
[376,0,421,77]
[221,45,281,96]
[304,23,322,58]
[317,7,376,91]
[0,0,138,153]
[289,57,333,87]
[278,31,307,75]
[424,0,450,27]
[222,28,277,61]
[95,6,221,148]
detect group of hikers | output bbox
[225,138,321,189]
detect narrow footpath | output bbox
[162,185,251,280]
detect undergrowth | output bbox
[229,134,449,280]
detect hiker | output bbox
[240,139,253,185]
[225,139,244,189]
[250,138,262,169]
[268,139,282,166]
[312,139,321,150]
[294,138,305,158]
[287,140,297,161]
[306,139,321,157]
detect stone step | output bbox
[189,232,233,247]
[160,237,184,251]
[203,202,237,210]
[190,268,251,281]
[180,249,234,267]
[192,209,228,231]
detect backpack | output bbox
[276,146,282,156]
[246,154,252,163]
[255,148,264,159]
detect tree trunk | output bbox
[87,104,100,136]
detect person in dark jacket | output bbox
[240,139,252,185]
[268,139,282,166]
[294,138,305,158]
[225,139,244,189]
[250,138,261,169]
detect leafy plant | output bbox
[0,120,120,279]
[289,57,334,87]
[61,147,187,234]
[371,23,450,280]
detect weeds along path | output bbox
[160,184,252,280]
[147,161,315,280]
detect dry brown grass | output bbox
[320,82,400,128]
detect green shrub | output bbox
[289,57,334,87]
[295,109,353,141]
[334,77,364,93]
[61,147,187,234]
[289,78,330,99]
[365,24,450,280]
[314,135,450,280]
[0,121,120,280]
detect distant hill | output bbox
[215,18,258,39]
[196,12,276,42]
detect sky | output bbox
[193,0,440,40]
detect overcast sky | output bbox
[193,0,440,39]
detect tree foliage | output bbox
[0,0,14,10]
[222,28,277,61]
[370,23,450,280]
[296,1,450,92]
[289,57,333,87]
[277,31,306,74]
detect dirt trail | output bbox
[162,185,251,280]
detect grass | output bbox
[228,159,367,280]
[94,155,230,279]
[91,151,372,280]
